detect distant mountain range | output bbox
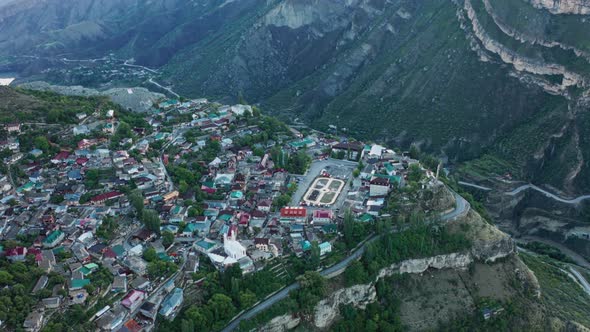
[2,0,590,194]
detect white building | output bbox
[223,225,246,260]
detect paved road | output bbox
[459,180,590,205]
[569,267,590,296]
[517,236,590,269]
[458,181,492,191]
[148,78,180,98]
[506,184,590,204]
[222,188,469,331]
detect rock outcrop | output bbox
[526,0,590,14]
[313,284,377,329]
[259,314,301,332]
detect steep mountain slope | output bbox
[2,0,590,195]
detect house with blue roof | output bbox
[68,169,83,181]
[159,288,184,319]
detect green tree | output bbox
[141,209,161,233]
[309,241,321,271]
[143,247,157,262]
[239,290,257,310]
[162,231,175,248]
[207,293,236,322]
[343,209,355,249]
[344,261,369,286]
[129,190,144,215]
[0,271,14,286]
[34,136,50,152]
[180,319,194,332]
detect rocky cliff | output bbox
[526,0,590,14]
[313,284,377,329]
[304,188,520,329]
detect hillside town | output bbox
[0,96,428,332]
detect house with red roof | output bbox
[6,246,27,262]
[90,191,123,205]
[121,290,146,311]
[312,210,334,225]
[51,151,70,164]
[280,207,308,224]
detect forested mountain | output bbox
[2,0,590,194]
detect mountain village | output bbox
[0,96,429,332]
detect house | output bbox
[280,207,308,224]
[42,297,61,309]
[6,246,27,262]
[121,290,146,311]
[43,230,65,248]
[73,125,90,136]
[319,242,332,256]
[369,177,391,197]
[254,238,270,252]
[369,144,386,158]
[112,275,128,293]
[312,210,334,225]
[67,169,83,181]
[159,288,183,319]
[70,278,91,291]
[258,200,272,212]
[332,141,364,161]
[90,191,123,205]
[23,310,43,332]
[185,254,200,274]
[5,123,21,134]
[139,301,159,320]
[51,151,70,164]
[32,275,49,293]
[30,149,43,158]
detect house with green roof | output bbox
[43,230,65,248]
[321,224,338,234]
[218,214,233,222]
[70,279,91,290]
[289,137,315,150]
[359,213,375,223]
[319,242,332,256]
[194,239,218,254]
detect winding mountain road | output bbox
[505,184,590,204]
[459,181,590,205]
[221,188,469,331]
[569,267,590,296]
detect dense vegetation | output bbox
[0,255,44,330]
[157,262,287,332]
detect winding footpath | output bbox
[221,189,469,332]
